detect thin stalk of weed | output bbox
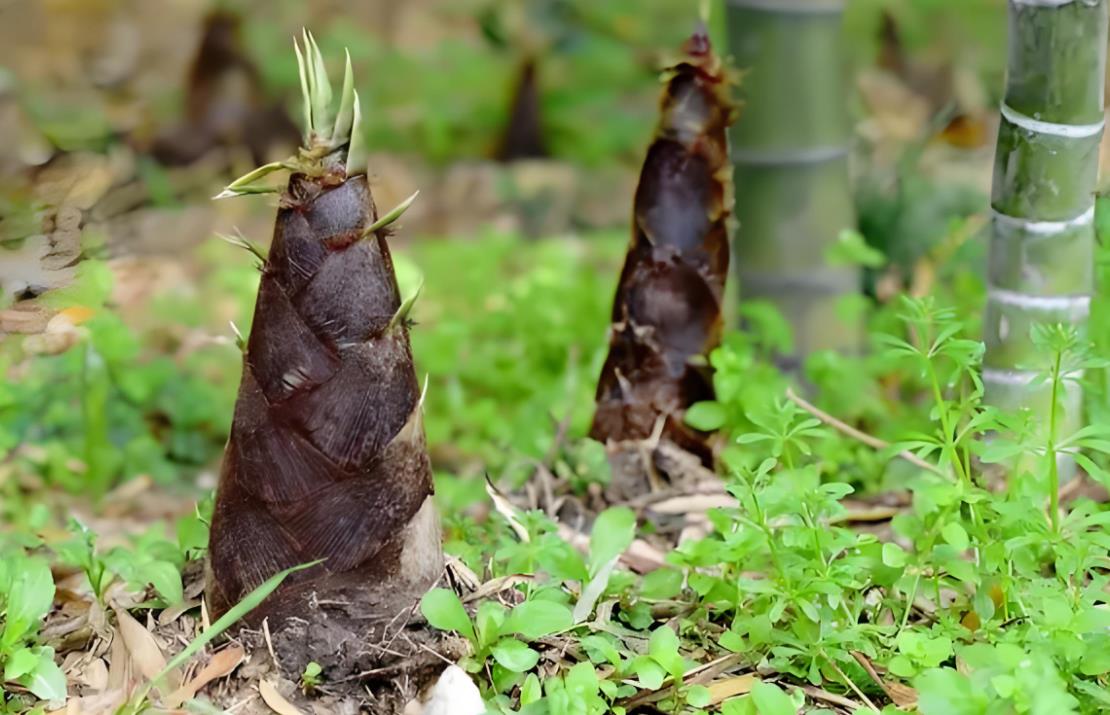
[822,650,879,712]
[1046,348,1063,534]
[739,470,792,592]
[800,502,854,624]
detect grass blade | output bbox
[124,560,322,711]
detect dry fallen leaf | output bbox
[106,626,132,693]
[485,477,530,542]
[78,657,110,691]
[165,645,245,707]
[707,673,758,704]
[259,679,305,715]
[557,523,666,573]
[46,688,126,715]
[647,494,737,515]
[852,651,918,709]
[113,607,181,692]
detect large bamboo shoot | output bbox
[206,35,442,634]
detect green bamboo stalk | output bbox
[725,0,858,366]
[983,0,1107,442]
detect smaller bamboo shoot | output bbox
[590,26,735,495]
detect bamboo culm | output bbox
[983,0,1108,441]
[725,0,858,366]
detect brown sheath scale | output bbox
[590,28,735,470]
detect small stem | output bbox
[802,503,855,623]
[744,471,790,591]
[927,362,968,485]
[899,571,922,633]
[824,652,880,713]
[1047,350,1063,534]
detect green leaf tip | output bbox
[215,32,365,203]
[699,0,711,23]
[333,49,355,143]
[346,89,366,176]
[388,278,423,332]
[363,190,420,236]
[215,228,267,263]
[213,161,290,200]
[229,320,246,351]
[293,30,357,149]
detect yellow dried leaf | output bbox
[55,305,95,326]
[165,645,245,707]
[707,673,758,704]
[113,607,181,692]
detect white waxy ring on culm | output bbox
[1012,0,1091,6]
[992,206,1095,235]
[999,103,1106,138]
[731,145,849,166]
[982,367,1084,386]
[987,288,1091,312]
[726,0,843,13]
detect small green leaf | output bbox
[687,684,711,708]
[503,600,573,640]
[882,543,908,568]
[420,588,475,643]
[588,507,636,576]
[720,630,745,653]
[580,634,622,668]
[686,401,727,431]
[3,647,39,681]
[143,560,184,605]
[520,673,542,705]
[640,568,683,600]
[491,638,540,672]
[941,522,969,551]
[17,649,66,702]
[632,657,666,690]
[888,655,917,678]
[722,697,757,715]
[2,556,54,645]
[826,229,886,268]
[750,681,794,715]
[475,600,506,649]
[649,626,684,680]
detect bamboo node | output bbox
[999,103,1105,139]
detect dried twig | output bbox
[826,655,879,712]
[786,387,944,476]
[801,683,866,711]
